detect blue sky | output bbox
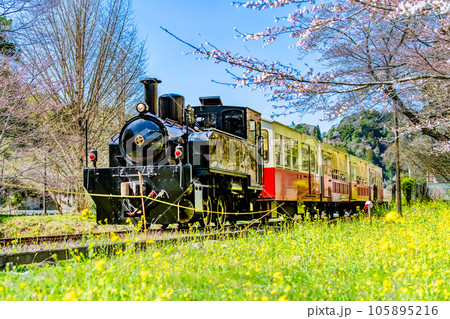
[132,0,340,132]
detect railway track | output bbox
[0,224,278,270]
[0,230,132,247]
[0,222,248,248]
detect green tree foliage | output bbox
[292,123,311,135]
[401,177,416,205]
[327,110,392,179]
[0,16,15,56]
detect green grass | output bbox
[1,201,449,301]
[0,213,130,238]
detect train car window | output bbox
[195,113,217,129]
[351,163,357,183]
[196,113,217,129]
[284,137,292,169]
[292,140,299,171]
[249,120,256,144]
[222,110,244,137]
[275,134,282,167]
[262,129,269,162]
[302,145,310,171]
[323,153,332,176]
[311,150,316,173]
[332,169,338,180]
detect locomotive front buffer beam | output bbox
[83,164,205,225]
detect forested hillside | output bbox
[294,110,395,181]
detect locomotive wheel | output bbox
[215,195,227,228]
[200,196,213,228]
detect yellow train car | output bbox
[260,118,384,217]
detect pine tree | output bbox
[312,125,322,141]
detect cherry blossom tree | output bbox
[0,1,57,200]
[177,0,448,146]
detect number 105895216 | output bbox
[368,305,438,316]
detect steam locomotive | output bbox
[84,78,264,228]
[83,77,384,228]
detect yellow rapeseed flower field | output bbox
[0,201,449,300]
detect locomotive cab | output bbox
[193,96,261,145]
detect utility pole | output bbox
[66,185,70,214]
[0,154,4,207]
[43,156,47,215]
[394,107,402,217]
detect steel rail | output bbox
[0,230,132,248]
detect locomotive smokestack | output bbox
[140,77,161,115]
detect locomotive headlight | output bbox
[136,102,147,113]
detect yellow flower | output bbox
[162,288,174,299]
[63,291,77,301]
[273,271,283,280]
[140,271,148,281]
[152,251,161,258]
[80,209,91,218]
[385,211,401,222]
[261,296,269,301]
[394,268,405,277]
[94,259,106,272]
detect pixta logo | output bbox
[307,306,351,318]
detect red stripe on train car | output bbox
[261,167,276,198]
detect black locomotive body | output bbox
[83,78,264,227]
